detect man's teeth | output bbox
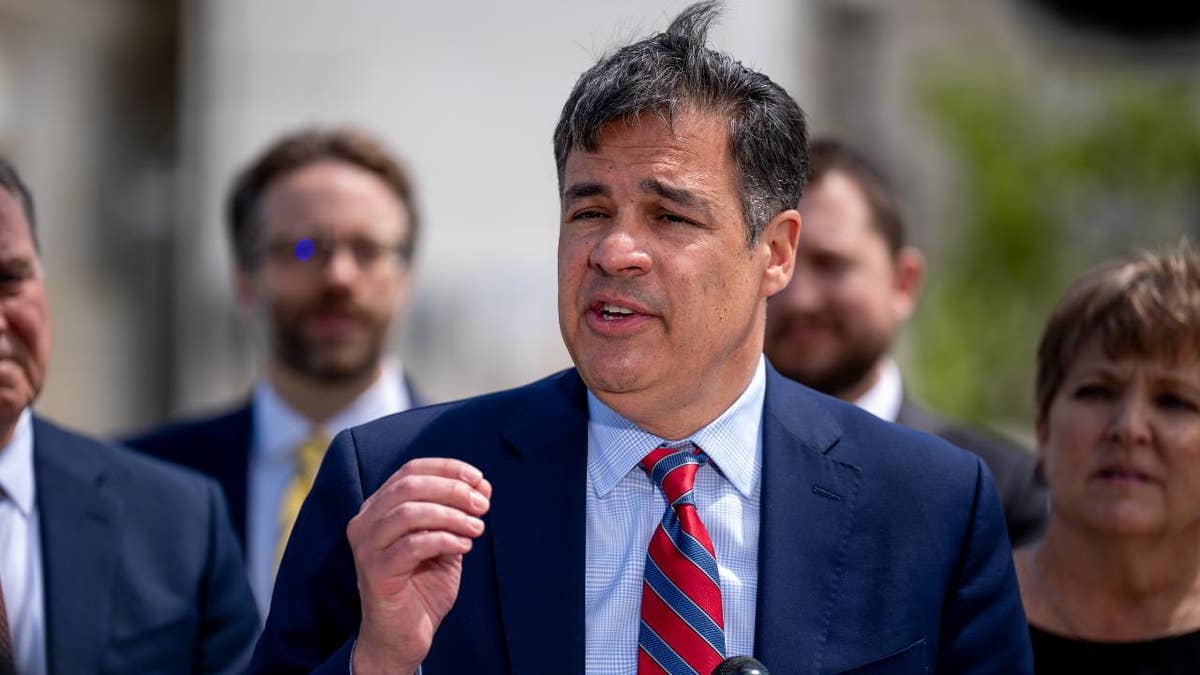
[601,303,635,319]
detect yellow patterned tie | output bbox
[275,430,329,569]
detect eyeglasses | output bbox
[256,236,410,272]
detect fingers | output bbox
[367,500,485,551]
[377,530,474,577]
[348,458,492,563]
[365,457,489,507]
[348,458,491,671]
[475,476,493,501]
[390,457,487,489]
[369,470,490,519]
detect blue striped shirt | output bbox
[585,357,765,674]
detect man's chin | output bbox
[768,351,834,382]
[0,387,34,421]
[572,348,656,396]
[306,363,379,385]
[292,349,381,384]
[772,360,850,395]
[782,353,886,399]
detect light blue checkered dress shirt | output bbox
[585,357,765,674]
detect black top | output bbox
[1031,625,1200,674]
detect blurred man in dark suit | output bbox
[0,157,257,674]
[125,127,428,615]
[764,137,1048,546]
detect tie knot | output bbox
[640,443,708,505]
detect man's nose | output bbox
[321,245,360,286]
[588,216,651,277]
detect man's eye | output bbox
[350,241,384,264]
[813,255,851,276]
[660,213,693,225]
[572,210,605,221]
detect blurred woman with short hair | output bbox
[1016,239,1200,673]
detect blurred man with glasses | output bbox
[125,127,427,616]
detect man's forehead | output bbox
[259,163,409,231]
[802,173,882,241]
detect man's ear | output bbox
[391,264,414,313]
[759,208,801,298]
[891,245,925,321]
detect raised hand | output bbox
[347,457,492,675]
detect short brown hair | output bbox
[806,138,905,255]
[1035,238,1200,422]
[227,126,418,268]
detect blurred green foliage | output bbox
[910,72,1200,432]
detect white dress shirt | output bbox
[854,358,903,423]
[585,357,765,673]
[0,409,46,675]
[247,360,412,615]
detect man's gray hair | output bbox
[553,0,809,245]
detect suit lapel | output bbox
[755,368,862,671]
[489,371,589,674]
[33,418,119,674]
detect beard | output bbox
[786,340,886,398]
[766,313,892,399]
[267,292,390,384]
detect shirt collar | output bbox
[253,359,409,460]
[0,408,36,517]
[587,356,765,499]
[854,358,903,423]
[325,358,410,432]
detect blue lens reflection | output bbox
[294,238,316,261]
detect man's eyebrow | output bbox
[641,179,699,208]
[562,182,609,203]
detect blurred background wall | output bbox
[0,0,1197,438]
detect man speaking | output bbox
[251,3,1032,673]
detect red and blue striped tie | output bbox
[638,444,726,675]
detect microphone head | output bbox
[712,655,770,675]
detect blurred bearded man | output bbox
[764,137,1047,546]
[125,127,427,615]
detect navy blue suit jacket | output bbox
[251,367,1032,674]
[123,376,426,550]
[33,417,258,673]
[896,395,1048,547]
